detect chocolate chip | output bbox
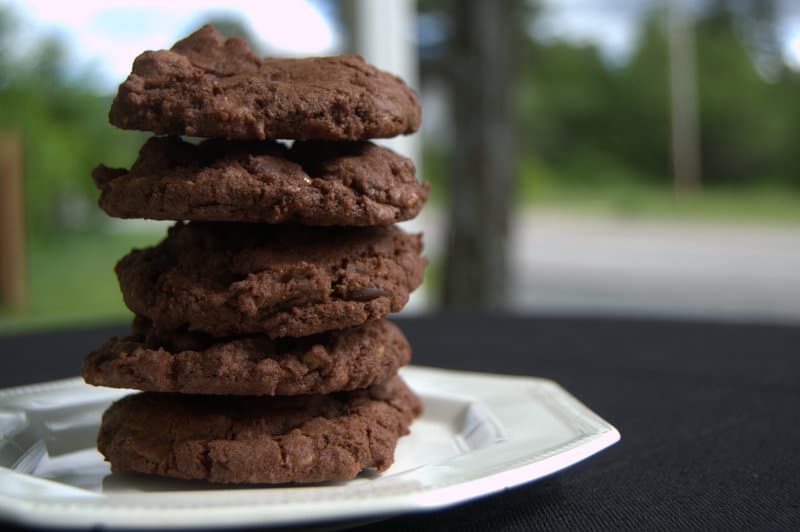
[347,286,389,301]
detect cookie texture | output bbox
[109,25,421,141]
[116,222,426,338]
[83,317,411,396]
[93,136,428,226]
[97,377,422,484]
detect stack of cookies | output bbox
[82,25,428,484]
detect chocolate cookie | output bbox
[98,376,422,484]
[83,317,411,396]
[93,136,428,226]
[109,25,421,141]
[116,222,425,338]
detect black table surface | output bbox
[0,313,798,531]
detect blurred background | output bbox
[1,0,799,334]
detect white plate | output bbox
[0,366,619,529]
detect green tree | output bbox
[517,3,800,190]
[695,7,800,185]
[0,5,144,236]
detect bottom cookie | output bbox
[98,377,422,484]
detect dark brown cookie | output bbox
[83,317,411,396]
[109,25,421,141]
[93,136,428,226]
[116,222,426,338]
[97,376,422,484]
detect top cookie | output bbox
[109,25,421,141]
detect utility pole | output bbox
[668,1,702,194]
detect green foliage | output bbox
[421,144,448,200]
[516,23,670,188]
[0,6,144,236]
[695,9,800,185]
[516,4,800,192]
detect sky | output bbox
[2,0,341,91]
[3,0,800,93]
[536,0,800,69]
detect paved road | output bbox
[404,209,800,323]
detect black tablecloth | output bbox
[1,314,798,531]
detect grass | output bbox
[518,180,800,225]
[0,229,163,334]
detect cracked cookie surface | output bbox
[97,376,422,484]
[83,318,411,395]
[93,136,428,226]
[115,222,426,338]
[109,24,421,141]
